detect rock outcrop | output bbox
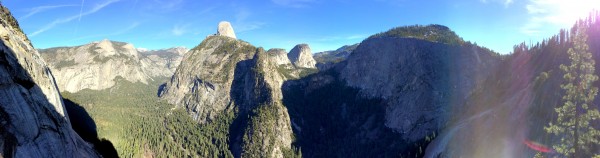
[239,50,293,158]
[0,5,100,157]
[39,41,185,92]
[340,36,499,142]
[266,48,292,67]
[160,22,295,157]
[288,44,316,68]
[266,47,318,80]
[280,24,501,157]
[217,21,237,39]
[159,35,256,122]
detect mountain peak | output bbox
[217,21,236,39]
[97,38,113,48]
[288,44,316,68]
[369,24,464,45]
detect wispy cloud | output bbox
[521,0,600,36]
[73,0,86,36]
[235,9,251,22]
[504,0,514,6]
[236,22,267,33]
[234,9,266,33]
[147,0,184,12]
[77,0,86,22]
[317,34,367,41]
[375,0,407,6]
[480,0,514,7]
[171,24,190,36]
[30,0,121,37]
[67,22,140,42]
[129,0,139,16]
[271,0,316,8]
[19,4,78,20]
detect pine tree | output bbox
[545,22,600,157]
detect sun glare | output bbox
[537,0,600,26]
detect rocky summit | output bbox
[159,22,296,157]
[267,48,292,66]
[160,34,255,123]
[340,36,499,142]
[0,6,99,157]
[288,44,317,69]
[217,21,237,39]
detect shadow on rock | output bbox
[64,98,119,158]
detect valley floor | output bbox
[62,78,233,157]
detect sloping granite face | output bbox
[0,5,99,158]
[288,44,316,69]
[267,48,292,67]
[217,21,237,39]
[159,35,256,123]
[341,37,499,142]
[237,50,293,158]
[39,40,185,93]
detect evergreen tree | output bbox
[545,22,600,157]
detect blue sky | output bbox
[3,0,599,54]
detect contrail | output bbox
[31,0,120,37]
[128,0,138,17]
[78,0,85,21]
[73,0,85,36]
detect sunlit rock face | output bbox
[288,44,316,69]
[341,36,499,143]
[267,48,292,66]
[217,21,237,39]
[159,35,255,123]
[39,40,186,92]
[0,6,100,157]
[160,22,295,157]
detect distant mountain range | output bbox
[38,40,187,92]
[313,43,358,70]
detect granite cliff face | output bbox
[217,21,237,39]
[288,44,316,69]
[238,50,293,158]
[280,25,501,157]
[340,36,499,142]
[160,23,296,157]
[267,48,292,67]
[267,47,317,80]
[39,41,185,92]
[0,6,99,157]
[159,35,256,122]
